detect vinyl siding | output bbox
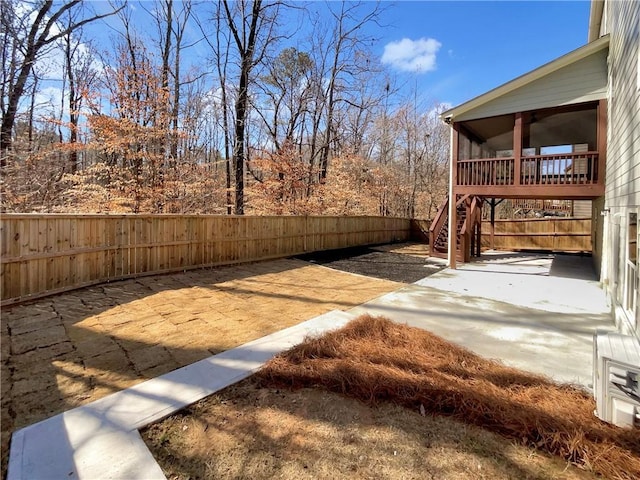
[456,49,608,122]
[605,0,640,207]
[602,0,640,338]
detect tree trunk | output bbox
[224,0,263,215]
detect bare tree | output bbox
[60,18,98,172]
[220,0,281,214]
[257,47,314,151]
[196,1,237,214]
[336,51,387,159]
[147,0,194,168]
[213,3,234,213]
[313,1,381,180]
[0,0,123,166]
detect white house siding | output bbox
[456,49,608,122]
[573,200,592,217]
[601,0,640,338]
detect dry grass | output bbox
[144,380,598,480]
[256,315,640,480]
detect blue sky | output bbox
[372,0,591,108]
[41,1,593,117]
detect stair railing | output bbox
[429,197,449,252]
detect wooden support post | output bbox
[476,217,482,257]
[597,99,607,182]
[513,113,523,186]
[490,198,496,250]
[448,123,459,269]
[465,198,471,262]
[449,195,457,268]
[522,112,531,154]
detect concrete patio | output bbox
[351,251,615,387]
[7,250,615,479]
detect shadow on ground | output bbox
[295,245,445,283]
[1,254,405,479]
[142,377,598,480]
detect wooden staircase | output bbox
[429,195,483,262]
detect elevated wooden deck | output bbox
[455,152,603,199]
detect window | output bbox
[637,46,640,91]
[624,211,638,327]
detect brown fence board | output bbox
[0,214,410,305]
[481,217,591,252]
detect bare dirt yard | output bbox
[2,247,419,478]
[296,242,444,283]
[143,315,639,480]
[143,379,594,480]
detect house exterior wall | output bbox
[573,200,592,217]
[456,49,608,122]
[600,0,640,338]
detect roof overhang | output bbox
[588,0,605,43]
[440,34,609,124]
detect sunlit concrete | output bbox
[349,251,615,388]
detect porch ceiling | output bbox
[464,108,597,151]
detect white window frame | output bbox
[623,209,638,329]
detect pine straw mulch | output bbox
[256,315,640,480]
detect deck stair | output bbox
[429,195,483,262]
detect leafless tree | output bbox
[257,47,314,151]
[60,18,98,172]
[312,1,381,180]
[147,0,194,168]
[219,0,281,214]
[0,0,123,166]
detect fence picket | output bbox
[0,214,410,304]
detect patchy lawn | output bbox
[142,315,639,479]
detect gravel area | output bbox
[295,243,445,283]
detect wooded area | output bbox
[0,214,409,304]
[0,1,449,218]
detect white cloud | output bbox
[381,38,442,73]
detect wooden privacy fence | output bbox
[481,217,592,252]
[410,219,432,242]
[0,214,410,305]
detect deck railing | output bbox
[457,157,514,186]
[520,152,598,185]
[457,152,599,187]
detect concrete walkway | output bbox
[7,251,615,479]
